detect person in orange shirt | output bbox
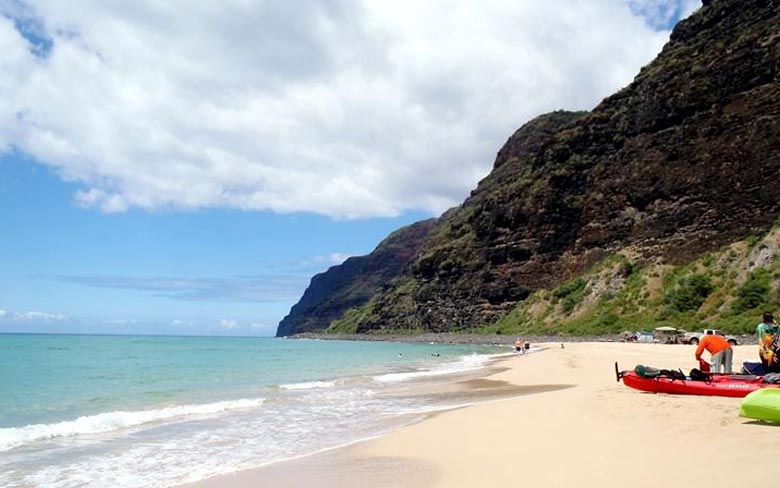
[695,333,733,373]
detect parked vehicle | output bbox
[635,332,656,343]
[654,326,685,344]
[683,329,739,346]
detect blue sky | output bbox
[0,152,429,335]
[0,0,698,336]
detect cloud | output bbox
[322,253,351,265]
[106,318,136,326]
[0,309,68,322]
[17,310,67,321]
[219,318,238,329]
[296,253,352,270]
[170,319,194,327]
[0,1,692,218]
[1,1,52,57]
[56,274,307,302]
[628,0,700,30]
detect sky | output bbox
[0,0,700,336]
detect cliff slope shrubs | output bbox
[278,0,780,337]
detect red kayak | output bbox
[615,363,780,398]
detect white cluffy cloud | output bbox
[171,319,194,327]
[303,253,351,267]
[106,318,136,326]
[0,309,68,322]
[0,1,697,218]
[628,0,700,30]
[219,318,239,330]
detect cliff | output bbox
[278,0,780,337]
[276,219,437,336]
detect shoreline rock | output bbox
[287,332,622,345]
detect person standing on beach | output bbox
[694,333,733,373]
[757,312,780,373]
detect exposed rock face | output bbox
[277,0,780,336]
[276,219,437,336]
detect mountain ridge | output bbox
[276,219,437,336]
[277,0,780,337]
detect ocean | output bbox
[0,334,507,487]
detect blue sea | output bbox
[0,334,506,487]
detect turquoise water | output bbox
[0,334,504,487]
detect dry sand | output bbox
[186,343,780,488]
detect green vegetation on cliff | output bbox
[484,227,780,336]
[278,0,780,338]
[322,228,780,337]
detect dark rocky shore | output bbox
[288,332,623,345]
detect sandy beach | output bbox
[186,342,780,488]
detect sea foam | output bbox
[0,398,264,452]
[279,381,335,390]
[372,353,497,383]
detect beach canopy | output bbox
[654,326,679,332]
